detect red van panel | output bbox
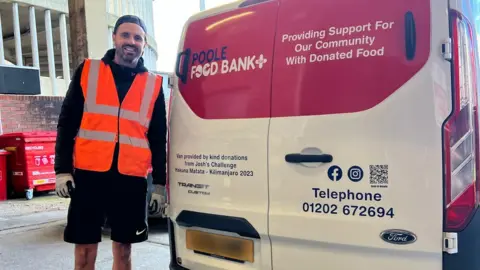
[178,1,278,119]
[271,0,431,117]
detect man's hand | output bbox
[149,184,167,217]
[56,173,75,198]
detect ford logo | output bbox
[380,229,417,245]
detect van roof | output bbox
[186,0,244,24]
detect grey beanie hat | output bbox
[113,15,147,34]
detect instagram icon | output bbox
[348,166,364,182]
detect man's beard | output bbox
[117,45,139,63]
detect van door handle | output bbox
[175,48,191,84]
[404,11,416,60]
[285,153,333,163]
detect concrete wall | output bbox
[85,0,109,59]
[0,95,63,134]
[40,77,68,96]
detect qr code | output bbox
[369,165,389,187]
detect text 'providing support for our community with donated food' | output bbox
[281,20,395,65]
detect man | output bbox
[54,15,167,270]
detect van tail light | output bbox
[444,10,480,231]
[165,78,174,203]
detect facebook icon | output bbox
[327,165,343,181]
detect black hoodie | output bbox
[54,49,167,185]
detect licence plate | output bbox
[186,229,254,263]
[33,179,54,185]
[33,179,46,185]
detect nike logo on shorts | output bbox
[136,228,146,235]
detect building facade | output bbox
[0,0,158,96]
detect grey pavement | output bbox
[0,221,171,269]
[0,192,70,219]
[0,194,172,270]
[0,209,67,231]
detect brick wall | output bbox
[0,95,64,134]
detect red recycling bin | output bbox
[0,149,10,201]
[0,132,57,200]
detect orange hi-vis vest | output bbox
[73,58,162,178]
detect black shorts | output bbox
[63,168,149,245]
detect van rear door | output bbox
[167,1,279,269]
[268,0,450,269]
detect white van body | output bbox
[166,0,480,269]
[147,71,173,219]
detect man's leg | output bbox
[108,174,149,270]
[64,171,105,270]
[75,244,98,270]
[112,242,132,270]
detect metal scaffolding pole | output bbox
[29,6,40,69]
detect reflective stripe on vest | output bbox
[77,129,150,149]
[78,60,156,148]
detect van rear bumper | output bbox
[170,264,188,270]
[168,218,190,270]
[443,208,480,269]
[167,211,261,269]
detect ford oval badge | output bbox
[380,229,417,245]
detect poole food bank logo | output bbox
[187,46,268,80]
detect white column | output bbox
[114,0,119,15]
[145,48,149,69]
[0,13,5,65]
[150,49,154,70]
[147,49,151,70]
[153,50,157,70]
[146,1,150,26]
[12,2,22,66]
[149,49,153,69]
[59,13,70,87]
[29,6,39,69]
[151,49,154,70]
[108,27,114,48]
[45,9,57,95]
[122,0,127,14]
[144,48,147,68]
[150,1,155,33]
[146,1,150,29]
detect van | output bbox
[166,0,480,269]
